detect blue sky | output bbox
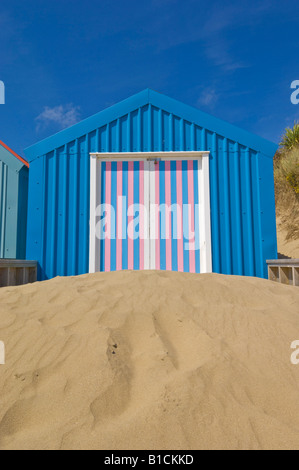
[0,0,299,156]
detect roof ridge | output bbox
[25,89,278,162]
[0,140,29,167]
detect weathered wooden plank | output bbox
[0,260,37,287]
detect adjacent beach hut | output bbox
[25,89,278,281]
[0,141,29,259]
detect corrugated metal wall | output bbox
[0,160,8,258]
[0,150,28,259]
[27,102,277,280]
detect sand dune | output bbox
[277,218,299,259]
[0,271,299,450]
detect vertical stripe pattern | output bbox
[100,160,200,273]
[116,161,123,271]
[139,161,145,270]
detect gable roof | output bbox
[0,140,29,168]
[25,89,278,162]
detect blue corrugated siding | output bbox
[27,99,277,280]
[0,160,8,258]
[0,148,28,259]
[27,145,90,280]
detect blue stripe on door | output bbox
[122,162,128,270]
[182,161,190,273]
[111,162,117,272]
[159,161,166,271]
[171,160,178,272]
[100,162,106,272]
[134,161,140,270]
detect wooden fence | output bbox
[0,260,37,288]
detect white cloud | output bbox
[198,88,219,109]
[35,104,81,132]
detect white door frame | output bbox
[89,151,212,274]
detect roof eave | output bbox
[25,88,278,162]
[148,90,278,158]
[25,89,151,162]
[0,140,29,168]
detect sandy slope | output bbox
[0,271,299,450]
[277,218,299,259]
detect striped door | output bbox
[151,160,200,274]
[99,160,200,273]
[100,161,146,272]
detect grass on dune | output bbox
[274,124,299,241]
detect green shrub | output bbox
[274,142,299,241]
[280,122,299,151]
[275,147,299,195]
